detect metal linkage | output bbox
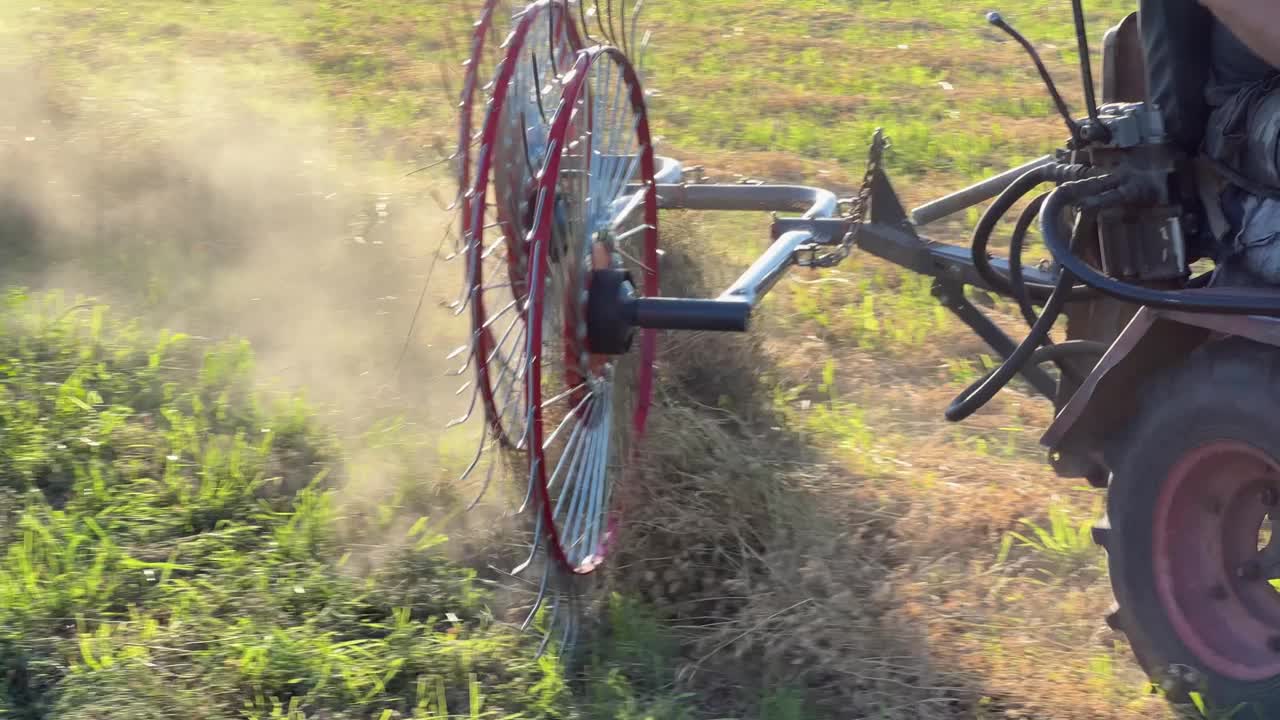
[586,132,1088,406]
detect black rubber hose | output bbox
[946,266,1076,422]
[1030,339,1109,366]
[971,162,1096,300]
[971,166,1052,295]
[1008,192,1048,328]
[1007,191,1088,385]
[1041,180,1280,316]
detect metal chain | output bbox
[797,128,887,268]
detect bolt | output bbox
[1211,584,1229,600]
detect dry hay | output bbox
[597,213,980,719]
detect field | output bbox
[0,1,1191,719]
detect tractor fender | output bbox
[1041,303,1280,476]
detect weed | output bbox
[997,500,1102,579]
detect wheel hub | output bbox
[1155,440,1280,681]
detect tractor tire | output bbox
[1103,337,1280,717]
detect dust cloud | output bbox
[0,53,510,530]
[1,54,471,415]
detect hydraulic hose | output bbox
[1008,192,1048,328]
[971,162,1098,301]
[1007,191,1090,385]
[948,169,1095,423]
[1030,340,1109,365]
[1041,179,1280,316]
[946,266,1076,422]
[948,208,1096,423]
[998,188,1100,384]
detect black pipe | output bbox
[946,267,1076,422]
[970,166,1053,295]
[1041,180,1280,315]
[631,297,751,332]
[970,162,1095,299]
[1006,191,1088,385]
[1071,0,1100,124]
[1030,339,1109,365]
[948,200,1103,421]
[986,12,1081,140]
[1008,192,1048,328]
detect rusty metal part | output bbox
[1043,299,1280,474]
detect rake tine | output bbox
[525,392,592,518]
[593,0,609,44]
[533,582,560,656]
[581,391,612,566]
[449,315,509,382]
[608,186,646,231]
[516,449,540,514]
[448,355,472,376]
[629,0,646,48]
[465,441,502,511]
[514,509,546,578]
[445,374,482,428]
[451,427,491,489]
[606,0,619,48]
[557,402,604,564]
[618,0,629,55]
[578,0,595,44]
[490,345,529,446]
[405,151,459,178]
[481,234,508,260]
[560,587,580,655]
[547,1,559,77]
[637,30,652,78]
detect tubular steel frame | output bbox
[626,150,1066,400]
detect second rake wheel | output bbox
[465,0,583,448]
[525,45,659,574]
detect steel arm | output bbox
[609,165,1065,401]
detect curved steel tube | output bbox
[653,183,839,219]
[653,155,683,185]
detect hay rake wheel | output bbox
[447,0,661,659]
[494,41,660,659]
[454,0,583,457]
[524,43,659,577]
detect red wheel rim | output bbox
[456,0,510,235]
[464,0,582,446]
[525,45,658,574]
[1154,439,1280,681]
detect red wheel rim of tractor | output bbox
[465,0,583,446]
[525,45,658,575]
[1154,439,1280,681]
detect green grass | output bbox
[642,0,1136,182]
[0,291,692,720]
